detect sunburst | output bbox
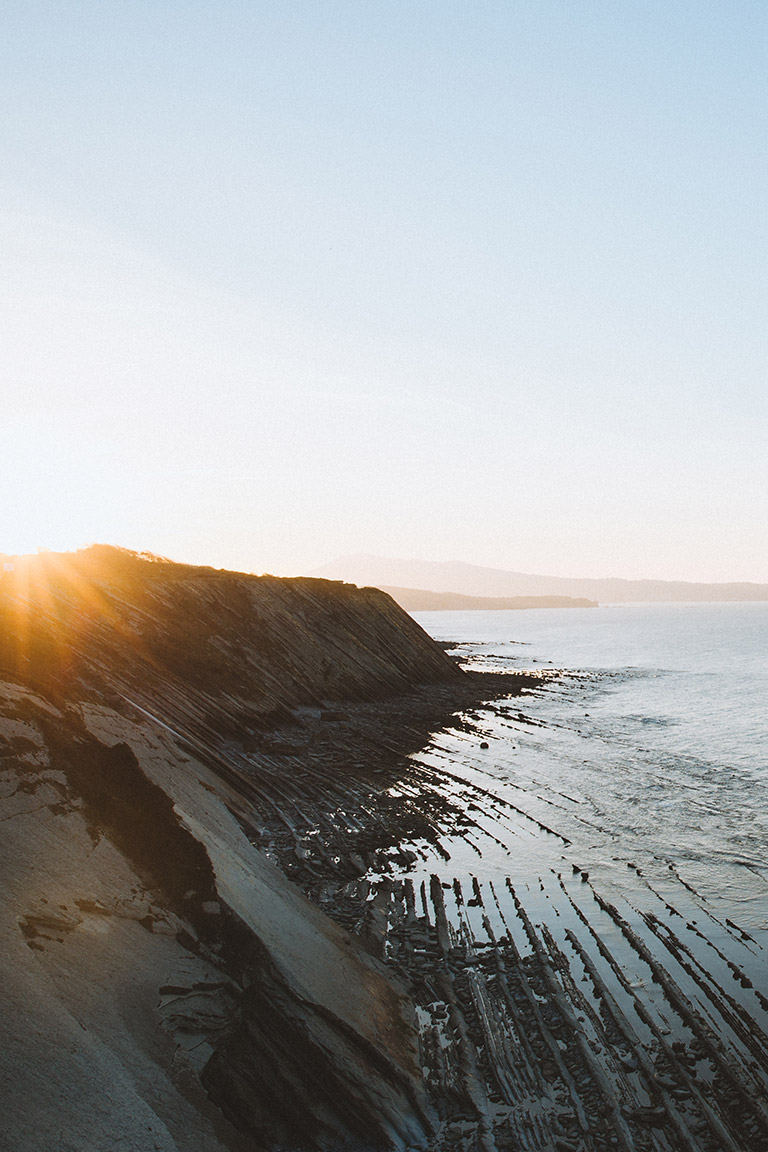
[0,547,162,692]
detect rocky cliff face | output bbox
[0,545,459,723]
[0,547,464,1152]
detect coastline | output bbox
[3,551,768,1151]
[252,653,768,1152]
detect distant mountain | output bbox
[311,554,768,603]
[379,586,597,611]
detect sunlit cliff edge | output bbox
[0,545,489,1152]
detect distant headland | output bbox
[378,585,597,611]
[311,554,768,604]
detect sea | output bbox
[362,601,768,1143]
[412,601,768,934]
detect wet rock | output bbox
[624,1106,667,1127]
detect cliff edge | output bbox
[0,546,467,1152]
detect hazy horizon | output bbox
[309,551,768,588]
[4,543,768,595]
[3,3,767,584]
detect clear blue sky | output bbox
[2,2,767,580]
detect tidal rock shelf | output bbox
[252,690,768,1152]
[2,547,767,1152]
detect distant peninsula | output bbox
[378,585,597,611]
[312,554,768,603]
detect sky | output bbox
[2,1,767,582]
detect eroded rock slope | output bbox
[0,546,469,1152]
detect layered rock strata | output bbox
[0,546,480,1152]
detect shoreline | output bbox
[3,550,767,1151]
[251,658,768,1152]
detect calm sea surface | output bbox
[413,602,768,929]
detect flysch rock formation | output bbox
[7,548,766,1152]
[0,546,475,1152]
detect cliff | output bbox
[0,546,473,1152]
[0,546,459,724]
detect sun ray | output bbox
[0,546,171,699]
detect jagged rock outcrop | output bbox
[0,547,462,1152]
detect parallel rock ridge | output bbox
[0,546,468,1152]
[7,547,766,1152]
